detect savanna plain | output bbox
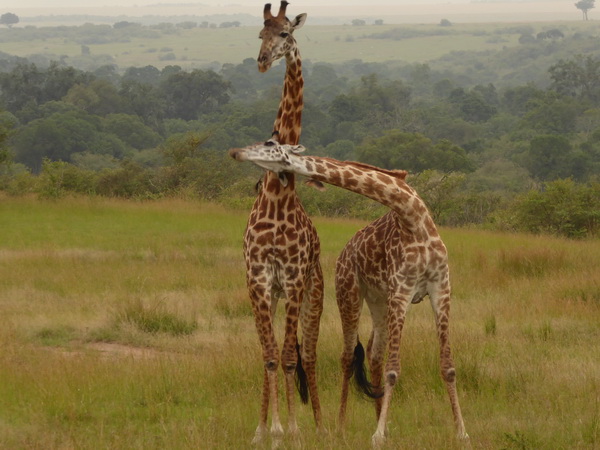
[0,195,598,449]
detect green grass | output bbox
[0,195,599,448]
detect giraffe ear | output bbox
[291,13,307,31]
[305,179,325,191]
[289,144,305,154]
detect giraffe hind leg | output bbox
[336,271,362,429]
[295,341,309,404]
[431,291,469,440]
[372,294,410,448]
[299,265,324,430]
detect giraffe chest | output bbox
[244,203,318,272]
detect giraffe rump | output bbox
[352,339,383,399]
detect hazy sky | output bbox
[3,0,578,24]
[8,0,473,7]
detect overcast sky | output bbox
[5,0,482,9]
[3,0,578,24]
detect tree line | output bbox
[1,31,600,237]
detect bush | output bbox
[505,178,600,238]
[38,159,97,198]
[96,160,159,198]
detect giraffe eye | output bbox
[280,32,289,38]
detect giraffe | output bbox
[229,139,469,447]
[240,2,323,444]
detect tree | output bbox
[0,12,19,28]
[12,111,126,172]
[356,130,473,173]
[0,110,16,166]
[526,135,581,181]
[160,69,230,120]
[575,0,595,20]
[448,87,497,123]
[63,80,123,116]
[102,114,162,150]
[549,55,600,104]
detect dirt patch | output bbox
[86,342,163,359]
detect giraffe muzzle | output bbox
[228,148,247,161]
[258,53,273,73]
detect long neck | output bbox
[290,155,439,236]
[273,46,303,146]
[264,45,303,194]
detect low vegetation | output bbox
[0,21,599,239]
[0,196,598,448]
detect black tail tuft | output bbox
[352,339,383,399]
[295,342,309,404]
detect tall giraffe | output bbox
[241,2,323,444]
[229,139,469,447]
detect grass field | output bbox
[3,21,596,70]
[0,195,599,449]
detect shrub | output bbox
[114,299,197,336]
[38,159,97,198]
[508,179,600,238]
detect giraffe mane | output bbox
[319,157,408,181]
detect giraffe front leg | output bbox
[282,288,303,436]
[251,368,270,444]
[248,281,282,444]
[372,294,409,448]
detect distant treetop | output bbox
[0,12,19,28]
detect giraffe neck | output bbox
[288,155,438,237]
[265,46,303,194]
[273,46,303,146]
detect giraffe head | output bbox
[258,1,307,73]
[230,139,325,190]
[229,138,305,173]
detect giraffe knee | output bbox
[281,354,297,374]
[442,367,456,383]
[265,360,278,371]
[386,371,398,386]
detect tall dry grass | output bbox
[0,196,598,448]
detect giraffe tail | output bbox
[295,341,309,404]
[352,339,383,399]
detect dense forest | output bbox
[0,21,599,238]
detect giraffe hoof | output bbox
[371,431,386,449]
[457,431,470,441]
[251,428,265,445]
[270,423,284,438]
[288,423,300,437]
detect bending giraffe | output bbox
[241,2,323,444]
[229,139,469,447]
